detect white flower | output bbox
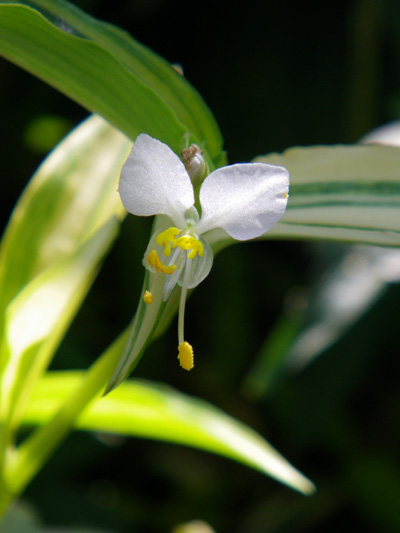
[119,134,289,370]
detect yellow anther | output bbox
[188,239,204,260]
[174,235,204,259]
[143,290,154,304]
[156,227,180,256]
[147,250,176,275]
[178,341,194,371]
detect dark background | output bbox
[1,0,400,531]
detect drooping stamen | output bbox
[147,250,176,275]
[177,253,194,370]
[178,255,192,345]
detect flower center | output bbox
[156,227,204,260]
[145,226,204,281]
[142,224,213,371]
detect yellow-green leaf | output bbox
[0,115,131,323]
[23,372,316,495]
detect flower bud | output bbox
[182,144,206,187]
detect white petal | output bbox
[119,134,194,227]
[195,163,289,240]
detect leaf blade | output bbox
[23,0,224,163]
[256,145,400,247]
[0,218,118,432]
[0,114,131,321]
[0,115,131,432]
[0,1,225,166]
[23,372,316,495]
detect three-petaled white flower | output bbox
[119,134,289,370]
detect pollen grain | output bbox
[143,290,154,304]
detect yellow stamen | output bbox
[174,235,204,259]
[143,290,154,304]
[147,250,176,275]
[178,341,194,371]
[156,227,180,256]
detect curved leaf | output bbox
[256,145,400,247]
[0,114,130,435]
[23,372,315,495]
[0,1,225,167]
[0,114,131,323]
[0,219,119,433]
[243,244,400,399]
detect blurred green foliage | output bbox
[1,0,400,531]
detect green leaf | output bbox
[0,114,131,326]
[0,218,119,433]
[280,245,400,370]
[22,372,316,495]
[242,244,400,400]
[3,332,129,498]
[256,145,400,247]
[242,314,304,400]
[0,0,225,167]
[0,115,131,433]
[248,244,400,397]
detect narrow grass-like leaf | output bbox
[18,0,224,164]
[256,145,400,247]
[243,245,400,400]
[0,1,225,167]
[0,115,130,437]
[273,245,400,371]
[22,372,315,495]
[0,218,119,433]
[0,114,131,328]
[242,314,304,400]
[3,332,128,499]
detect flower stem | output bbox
[178,257,192,345]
